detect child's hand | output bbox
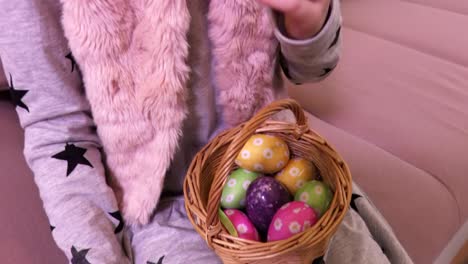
[258,0,331,39]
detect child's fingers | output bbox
[257,0,304,14]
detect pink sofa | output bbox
[0,95,67,262]
[290,0,468,263]
[1,1,467,263]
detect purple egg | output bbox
[246,177,291,233]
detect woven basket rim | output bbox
[183,99,352,262]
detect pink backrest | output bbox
[289,0,468,262]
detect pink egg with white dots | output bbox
[267,201,318,242]
[224,209,260,241]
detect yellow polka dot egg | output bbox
[235,134,290,174]
[275,158,318,195]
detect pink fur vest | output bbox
[61,0,278,225]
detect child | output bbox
[0,0,411,263]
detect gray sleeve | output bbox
[0,1,131,263]
[273,0,342,84]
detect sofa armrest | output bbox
[0,58,7,90]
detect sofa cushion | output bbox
[305,112,459,264]
[289,0,468,262]
[0,101,66,264]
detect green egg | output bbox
[218,208,238,237]
[221,168,259,209]
[295,180,333,217]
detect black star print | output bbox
[147,255,165,264]
[50,225,55,232]
[52,143,93,176]
[8,74,29,112]
[328,26,341,49]
[350,193,363,212]
[109,211,124,234]
[71,246,91,264]
[279,52,292,79]
[65,52,77,73]
[279,52,302,85]
[312,255,325,264]
[319,67,334,77]
[0,90,10,101]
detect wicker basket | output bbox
[183,99,352,264]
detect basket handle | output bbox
[205,99,308,237]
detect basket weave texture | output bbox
[184,99,352,264]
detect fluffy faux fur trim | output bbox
[61,0,277,225]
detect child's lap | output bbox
[127,111,401,264]
[130,196,221,264]
[128,193,390,264]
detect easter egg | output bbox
[295,180,333,217]
[235,134,290,174]
[267,201,318,242]
[246,177,291,233]
[223,209,260,241]
[219,208,238,237]
[275,158,318,194]
[221,169,260,209]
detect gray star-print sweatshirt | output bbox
[0,0,341,263]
